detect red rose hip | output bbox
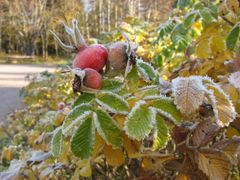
[83,68,102,89]
[73,44,108,72]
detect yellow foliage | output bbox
[175,173,191,180]
[52,111,66,127]
[122,134,141,158]
[103,145,125,167]
[92,133,105,158]
[221,83,239,105]
[1,147,13,161]
[114,115,126,129]
[195,38,211,59]
[27,130,41,147]
[210,36,225,56]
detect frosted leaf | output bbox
[51,127,63,157]
[136,59,157,82]
[0,160,25,180]
[124,100,155,140]
[198,149,231,180]
[206,84,236,127]
[172,76,206,115]
[229,71,240,90]
[96,92,129,115]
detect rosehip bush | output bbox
[1,0,240,179]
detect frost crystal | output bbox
[172,76,206,115]
[229,71,240,91]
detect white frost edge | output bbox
[206,84,236,127]
[102,79,124,93]
[124,100,155,140]
[229,71,240,90]
[144,94,172,101]
[172,76,206,114]
[51,127,63,157]
[62,111,92,135]
[136,59,156,82]
[62,103,92,130]
[93,111,120,148]
[96,92,129,115]
[154,108,180,126]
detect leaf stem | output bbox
[221,16,234,26]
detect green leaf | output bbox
[101,79,124,92]
[62,104,92,134]
[124,100,155,140]
[145,96,183,125]
[184,11,198,28]
[157,20,175,39]
[94,110,122,148]
[134,86,159,99]
[126,66,140,92]
[199,8,215,24]
[96,92,129,114]
[152,116,170,151]
[136,60,157,82]
[226,24,240,50]
[177,0,190,8]
[71,117,95,159]
[51,127,63,157]
[73,93,95,107]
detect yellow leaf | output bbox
[175,173,190,180]
[179,67,191,77]
[27,130,41,147]
[226,126,240,138]
[2,147,13,161]
[122,134,141,158]
[142,156,174,170]
[198,150,231,180]
[198,61,214,75]
[127,96,139,108]
[195,38,211,59]
[79,161,92,177]
[53,111,66,127]
[92,133,105,158]
[221,83,239,105]
[58,141,71,165]
[206,84,236,127]
[210,36,225,56]
[103,145,125,167]
[114,115,125,129]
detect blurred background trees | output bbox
[0,0,174,58]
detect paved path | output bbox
[0,64,56,121]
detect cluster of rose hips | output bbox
[51,19,137,93]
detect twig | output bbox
[221,16,235,26]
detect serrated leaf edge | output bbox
[124,100,156,140]
[51,127,63,157]
[136,59,156,82]
[62,110,92,135]
[96,91,129,115]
